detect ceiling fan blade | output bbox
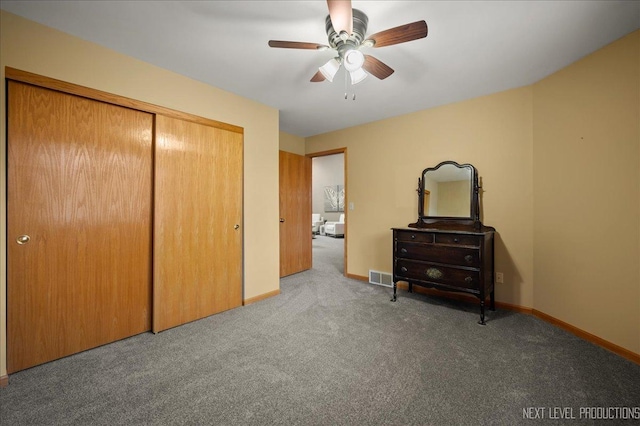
[367,20,428,48]
[362,55,394,80]
[327,0,353,36]
[310,70,326,82]
[268,40,329,50]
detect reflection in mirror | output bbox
[422,164,472,218]
[423,190,430,216]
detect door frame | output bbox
[307,148,348,277]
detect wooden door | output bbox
[279,151,312,277]
[7,81,153,373]
[153,115,243,332]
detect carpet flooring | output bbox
[1,235,639,425]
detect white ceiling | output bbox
[2,1,638,137]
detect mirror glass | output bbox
[422,164,472,218]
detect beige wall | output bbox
[437,180,472,217]
[306,87,535,310]
[279,131,306,155]
[532,31,639,353]
[307,30,640,354]
[0,11,281,377]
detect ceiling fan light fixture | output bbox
[319,58,341,82]
[343,49,365,72]
[349,68,368,85]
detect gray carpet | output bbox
[1,235,639,425]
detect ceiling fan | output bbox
[268,0,428,85]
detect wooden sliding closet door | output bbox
[153,115,243,332]
[7,81,153,373]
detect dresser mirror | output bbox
[414,161,480,227]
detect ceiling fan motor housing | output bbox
[325,9,369,49]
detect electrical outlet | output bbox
[496,272,504,284]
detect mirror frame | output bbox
[415,160,480,226]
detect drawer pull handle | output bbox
[465,276,473,284]
[411,235,416,239]
[400,248,408,254]
[454,238,459,243]
[401,267,408,273]
[425,268,443,280]
[464,255,473,263]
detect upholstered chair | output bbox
[312,214,323,234]
[324,214,345,237]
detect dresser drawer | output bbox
[395,231,434,244]
[434,233,480,247]
[395,259,480,290]
[396,242,480,267]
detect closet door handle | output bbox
[16,235,30,245]
[234,224,240,230]
[279,218,285,223]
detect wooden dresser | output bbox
[392,225,495,324]
[393,160,496,324]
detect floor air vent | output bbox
[369,270,393,287]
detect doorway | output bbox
[309,149,347,276]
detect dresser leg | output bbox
[478,300,486,325]
[391,282,397,302]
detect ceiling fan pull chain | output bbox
[343,69,357,101]
[350,74,356,101]
[344,69,348,99]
